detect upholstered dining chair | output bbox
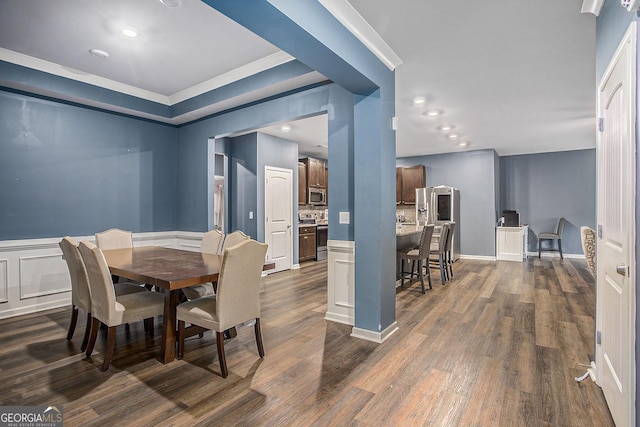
[59,237,148,351]
[444,222,456,279]
[95,228,149,288]
[581,226,596,277]
[220,230,250,253]
[538,217,566,259]
[398,224,435,294]
[182,229,226,300]
[429,222,450,284]
[79,241,165,371]
[177,239,268,378]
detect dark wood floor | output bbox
[0,257,614,426]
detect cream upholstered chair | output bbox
[220,230,249,253]
[538,217,566,259]
[581,226,596,277]
[95,228,147,287]
[398,225,435,293]
[177,239,268,378]
[182,229,226,300]
[79,241,165,371]
[429,222,450,284]
[59,237,147,351]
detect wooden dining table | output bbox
[102,246,222,363]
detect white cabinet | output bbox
[496,226,529,261]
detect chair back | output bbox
[201,229,225,255]
[437,223,450,254]
[581,226,596,277]
[557,218,566,236]
[417,225,435,257]
[59,237,91,312]
[221,230,250,253]
[78,241,118,326]
[95,228,133,250]
[445,222,456,252]
[216,239,268,331]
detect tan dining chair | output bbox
[220,230,250,253]
[79,241,165,371]
[429,222,450,284]
[60,237,148,351]
[398,224,435,294]
[177,239,268,378]
[182,229,225,300]
[95,228,148,288]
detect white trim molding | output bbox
[351,321,398,344]
[581,0,605,16]
[325,240,355,325]
[318,0,403,71]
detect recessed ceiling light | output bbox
[89,48,109,58]
[281,124,291,132]
[122,27,138,38]
[424,110,442,117]
[438,125,454,132]
[160,0,182,6]
[458,141,468,147]
[448,133,459,139]
[413,96,426,105]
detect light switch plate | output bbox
[339,212,350,224]
[249,211,254,219]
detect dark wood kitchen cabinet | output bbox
[301,157,326,188]
[396,165,426,205]
[299,226,317,262]
[298,162,307,205]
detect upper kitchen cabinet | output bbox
[298,161,307,205]
[301,157,326,188]
[396,165,426,205]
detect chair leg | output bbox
[400,259,406,286]
[101,326,117,371]
[177,320,185,359]
[439,256,446,283]
[448,251,454,278]
[144,317,154,337]
[418,260,425,294]
[216,331,228,378]
[80,312,92,352]
[254,318,265,358]
[86,317,101,357]
[426,262,433,289]
[558,239,563,259]
[538,240,542,258]
[67,305,79,341]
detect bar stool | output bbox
[398,225,435,294]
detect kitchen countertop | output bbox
[396,224,423,237]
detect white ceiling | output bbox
[0,0,597,158]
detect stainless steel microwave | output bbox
[308,187,326,205]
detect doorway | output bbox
[265,166,293,273]
[596,21,637,427]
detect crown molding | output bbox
[581,0,605,16]
[318,0,403,71]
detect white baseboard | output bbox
[459,254,497,261]
[351,321,398,343]
[527,251,585,259]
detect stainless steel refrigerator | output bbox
[415,186,460,260]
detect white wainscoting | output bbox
[0,231,204,319]
[325,239,355,326]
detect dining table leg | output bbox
[160,289,179,364]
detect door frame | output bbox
[264,165,294,272]
[595,21,637,426]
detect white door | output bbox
[596,22,636,427]
[265,166,293,273]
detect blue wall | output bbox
[500,149,596,255]
[397,149,498,257]
[0,90,177,240]
[229,133,258,239]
